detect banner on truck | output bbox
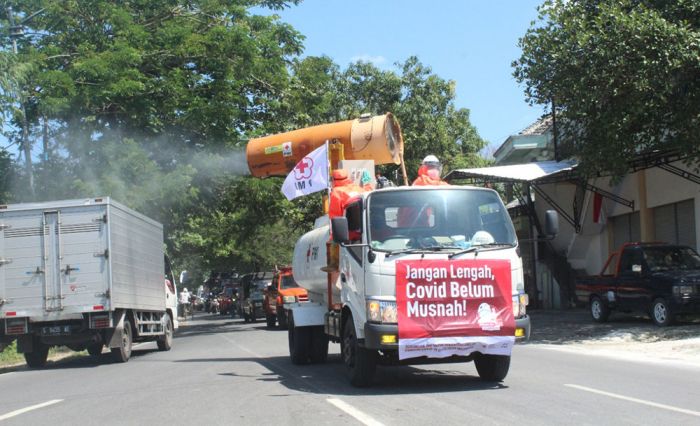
[395,259,515,360]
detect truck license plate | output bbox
[42,325,71,335]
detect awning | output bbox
[444,160,578,184]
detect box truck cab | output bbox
[289,186,556,386]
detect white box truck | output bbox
[287,186,557,386]
[0,198,178,367]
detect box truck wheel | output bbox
[309,326,328,364]
[111,319,133,363]
[277,307,288,330]
[474,354,510,382]
[288,312,311,364]
[157,314,173,351]
[266,313,276,328]
[87,342,103,357]
[342,318,376,387]
[24,340,49,369]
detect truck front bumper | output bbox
[363,315,531,350]
[515,314,531,340]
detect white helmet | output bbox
[422,155,442,173]
[422,155,440,164]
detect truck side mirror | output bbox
[544,210,559,238]
[331,217,349,243]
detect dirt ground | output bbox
[526,309,700,365]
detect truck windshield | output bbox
[643,246,700,272]
[280,275,299,289]
[368,188,516,252]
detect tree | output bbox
[513,0,700,177]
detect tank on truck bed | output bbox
[0,198,177,367]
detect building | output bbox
[446,117,700,309]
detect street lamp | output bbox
[5,5,45,198]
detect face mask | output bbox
[426,168,441,179]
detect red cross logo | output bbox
[294,157,314,180]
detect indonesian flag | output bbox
[281,144,329,200]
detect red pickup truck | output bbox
[576,242,700,326]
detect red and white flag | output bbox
[281,144,329,200]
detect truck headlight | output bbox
[367,299,398,324]
[282,295,296,303]
[513,293,529,318]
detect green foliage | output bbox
[1,0,488,277]
[514,0,700,177]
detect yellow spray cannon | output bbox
[246,113,407,183]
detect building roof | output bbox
[493,116,555,165]
[444,160,577,184]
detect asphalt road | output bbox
[0,313,698,425]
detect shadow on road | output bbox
[177,354,507,395]
[527,309,700,345]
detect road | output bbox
[0,314,698,425]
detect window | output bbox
[654,200,696,248]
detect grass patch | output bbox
[1,341,84,368]
[0,341,24,365]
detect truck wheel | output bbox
[342,317,376,387]
[277,308,288,330]
[310,326,329,364]
[266,313,276,328]
[111,319,133,363]
[474,354,510,382]
[24,341,49,369]
[651,298,673,327]
[157,314,174,351]
[87,342,103,357]
[590,296,610,323]
[288,313,311,364]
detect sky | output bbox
[273,0,547,155]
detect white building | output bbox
[446,117,699,309]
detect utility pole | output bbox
[7,5,35,197]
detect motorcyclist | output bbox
[412,155,449,186]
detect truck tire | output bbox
[87,342,103,357]
[288,312,311,365]
[651,298,673,327]
[111,319,133,363]
[266,313,276,328]
[342,317,376,387]
[24,341,49,369]
[157,314,174,351]
[277,307,288,330]
[310,326,329,364]
[590,296,610,323]
[474,354,510,381]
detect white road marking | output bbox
[0,399,63,421]
[326,398,385,426]
[218,334,385,426]
[565,384,700,417]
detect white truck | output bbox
[288,186,557,386]
[0,198,178,367]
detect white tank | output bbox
[292,217,338,303]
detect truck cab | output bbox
[264,267,309,329]
[288,186,551,386]
[576,242,700,326]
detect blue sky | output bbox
[273,0,547,155]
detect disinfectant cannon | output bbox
[246,113,405,177]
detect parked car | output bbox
[576,242,700,326]
[241,272,273,323]
[263,267,309,329]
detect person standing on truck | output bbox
[412,155,449,186]
[328,169,364,218]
